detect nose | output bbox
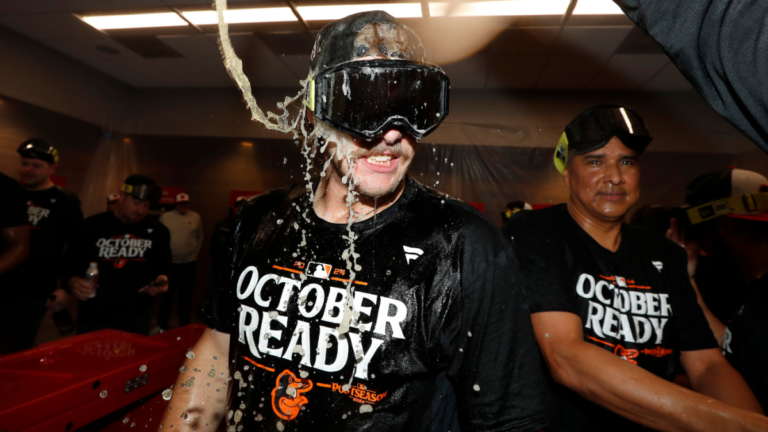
[603,162,623,186]
[382,129,403,145]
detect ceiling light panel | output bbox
[81,13,188,30]
[572,0,625,15]
[297,3,423,20]
[182,8,297,25]
[429,0,570,17]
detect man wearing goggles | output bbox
[163,11,550,432]
[63,174,170,335]
[506,106,768,431]
[9,139,83,353]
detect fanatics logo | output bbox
[306,261,332,279]
[51,198,56,203]
[652,261,663,272]
[403,245,423,264]
[147,228,153,233]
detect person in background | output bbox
[107,193,119,213]
[507,105,767,431]
[674,168,768,412]
[500,200,531,225]
[156,193,203,333]
[64,174,170,335]
[207,196,246,289]
[0,171,31,354]
[16,139,83,349]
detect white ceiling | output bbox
[0,0,694,91]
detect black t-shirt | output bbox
[24,186,83,295]
[722,274,768,412]
[199,177,551,432]
[64,212,171,333]
[0,171,29,289]
[507,204,717,431]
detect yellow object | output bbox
[303,78,316,112]
[554,132,569,174]
[686,192,768,224]
[121,184,134,194]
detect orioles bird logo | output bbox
[271,370,313,421]
[114,258,127,269]
[614,344,639,365]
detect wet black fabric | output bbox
[199,176,551,432]
[614,0,768,154]
[0,172,28,289]
[722,274,768,412]
[507,204,717,432]
[64,212,171,334]
[19,185,83,302]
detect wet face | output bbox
[325,126,418,199]
[19,157,56,189]
[564,136,640,222]
[116,192,150,224]
[176,202,190,214]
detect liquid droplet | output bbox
[99,390,108,398]
[139,364,147,372]
[162,389,173,400]
[186,351,195,359]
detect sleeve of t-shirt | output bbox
[614,0,768,153]
[665,246,719,351]
[0,173,28,229]
[446,219,552,432]
[506,213,577,314]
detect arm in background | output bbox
[531,311,768,432]
[159,329,230,430]
[682,348,764,414]
[0,225,30,275]
[614,0,768,153]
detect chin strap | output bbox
[687,192,768,224]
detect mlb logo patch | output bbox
[615,276,627,287]
[306,262,332,279]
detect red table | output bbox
[0,325,204,431]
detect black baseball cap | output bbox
[17,139,58,164]
[121,174,162,202]
[685,168,768,224]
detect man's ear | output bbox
[562,166,571,189]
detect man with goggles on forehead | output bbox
[63,174,171,335]
[163,11,550,432]
[506,105,768,431]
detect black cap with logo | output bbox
[17,139,59,164]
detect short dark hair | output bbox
[507,201,526,211]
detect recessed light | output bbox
[241,141,253,147]
[182,8,297,25]
[429,0,570,17]
[81,13,188,30]
[572,0,624,15]
[96,45,120,55]
[297,3,423,20]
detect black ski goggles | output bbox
[304,59,450,140]
[554,105,652,173]
[17,139,59,164]
[121,183,162,202]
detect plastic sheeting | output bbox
[78,130,137,218]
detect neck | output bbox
[26,179,55,192]
[313,167,406,224]
[567,200,623,252]
[114,210,137,225]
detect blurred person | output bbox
[162,11,551,432]
[0,171,31,354]
[207,196,246,288]
[17,139,83,347]
[679,168,768,411]
[500,200,531,225]
[107,193,119,212]
[155,193,203,333]
[507,105,767,432]
[63,174,170,335]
